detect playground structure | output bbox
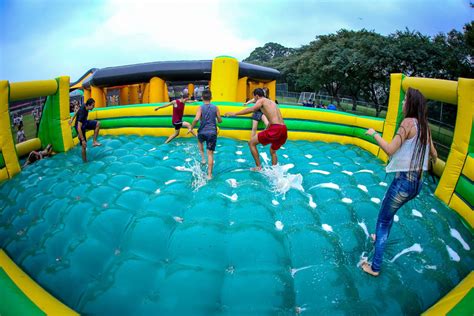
[0,56,472,314]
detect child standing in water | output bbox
[362,88,437,276]
[155,89,197,143]
[188,90,222,180]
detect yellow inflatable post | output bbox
[188,84,194,98]
[91,86,105,107]
[211,56,239,102]
[57,76,74,151]
[129,85,139,104]
[164,83,170,102]
[265,80,276,101]
[83,88,91,104]
[237,77,248,102]
[435,78,474,227]
[0,81,20,180]
[379,73,405,162]
[142,83,150,103]
[149,77,165,103]
[119,86,129,105]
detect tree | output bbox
[243,42,295,63]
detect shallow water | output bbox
[0,135,472,315]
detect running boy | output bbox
[225,88,287,170]
[155,89,197,143]
[188,90,222,180]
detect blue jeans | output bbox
[371,171,422,272]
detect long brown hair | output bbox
[404,88,430,178]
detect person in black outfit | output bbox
[69,98,101,162]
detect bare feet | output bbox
[361,262,379,277]
[201,160,206,165]
[250,166,262,171]
[371,234,376,242]
[207,175,213,180]
[93,141,102,147]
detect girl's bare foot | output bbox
[93,141,102,147]
[370,234,376,242]
[361,262,379,277]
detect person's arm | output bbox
[69,110,79,125]
[154,101,174,111]
[189,107,202,131]
[216,107,223,124]
[243,98,256,106]
[366,118,411,156]
[226,100,263,117]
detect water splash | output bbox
[322,224,333,233]
[261,164,304,198]
[390,243,423,262]
[450,228,470,250]
[260,152,270,165]
[357,221,369,238]
[175,159,208,191]
[310,170,330,175]
[446,245,460,262]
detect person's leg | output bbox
[197,138,205,164]
[81,141,87,163]
[165,129,180,144]
[93,121,101,146]
[270,147,278,166]
[251,120,258,138]
[207,150,214,179]
[182,121,197,137]
[248,135,261,170]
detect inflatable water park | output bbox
[0,56,472,314]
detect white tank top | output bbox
[386,118,430,173]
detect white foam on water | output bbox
[356,169,374,174]
[310,170,330,175]
[291,265,315,278]
[446,245,460,262]
[322,224,333,232]
[163,156,169,160]
[305,154,313,159]
[220,193,238,202]
[371,197,381,204]
[260,152,270,164]
[226,178,238,188]
[309,162,319,166]
[272,200,279,206]
[430,208,438,213]
[154,188,161,194]
[357,252,369,267]
[379,182,388,186]
[307,194,317,208]
[283,154,289,158]
[236,158,246,163]
[342,170,353,176]
[310,182,340,190]
[450,228,470,250]
[394,215,399,222]
[390,243,423,262]
[122,186,130,192]
[185,158,192,162]
[173,216,184,223]
[261,164,304,197]
[333,162,341,166]
[342,198,353,204]
[275,221,284,231]
[357,184,368,193]
[235,151,243,155]
[412,209,423,218]
[148,147,156,152]
[357,221,369,238]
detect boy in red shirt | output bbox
[155,89,197,143]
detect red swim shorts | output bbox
[258,124,288,150]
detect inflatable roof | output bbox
[82,60,280,88]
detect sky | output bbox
[0,0,472,82]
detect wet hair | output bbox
[86,98,95,106]
[253,88,265,97]
[404,88,430,179]
[202,89,212,101]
